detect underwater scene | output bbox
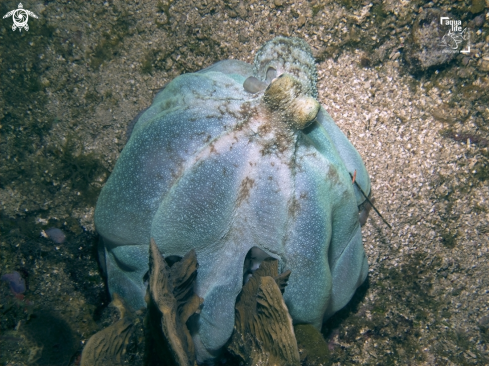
[0,0,488,365]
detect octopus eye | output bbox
[264,74,320,130]
[243,76,268,94]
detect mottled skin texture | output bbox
[95,37,370,363]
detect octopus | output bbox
[94,36,372,363]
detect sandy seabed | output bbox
[1,0,488,365]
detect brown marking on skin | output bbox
[325,166,340,186]
[341,187,350,202]
[260,141,276,156]
[160,99,174,112]
[299,192,308,200]
[238,101,256,119]
[287,196,301,219]
[259,129,295,157]
[236,177,255,206]
[218,104,227,117]
[169,153,195,183]
[232,102,258,133]
[286,154,298,172]
[229,135,240,151]
[258,122,272,135]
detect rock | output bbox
[404,9,457,73]
[236,3,248,18]
[227,258,300,366]
[478,58,489,72]
[238,32,249,43]
[474,14,485,27]
[1,271,26,295]
[165,58,173,70]
[479,315,489,328]
[470,0,486,13]
[431,104,455,124]
[43,227,66,244]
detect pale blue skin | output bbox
[95,37,370,363]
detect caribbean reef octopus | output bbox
[95,36,372,363]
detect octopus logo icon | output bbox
[3,3,38,32]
